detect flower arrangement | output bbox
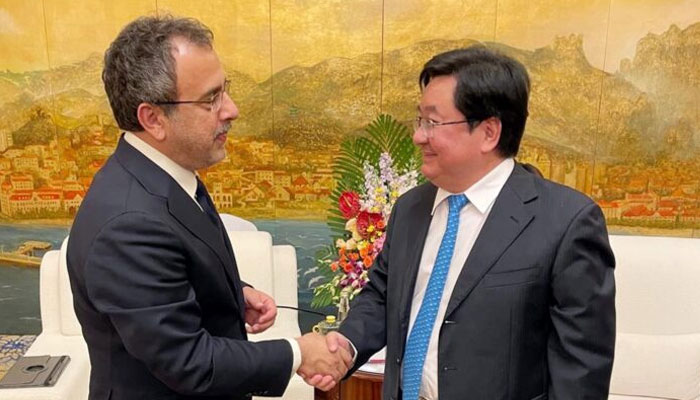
[311,115,423,308]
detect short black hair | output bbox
[419,46,530,158]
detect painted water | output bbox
[0,220,334,334]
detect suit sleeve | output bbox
[338,204,395,371]
[83,211,292,397]
[548,202,616,398]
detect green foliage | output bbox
[311,280,338,308]
[310,244,342,308]
[311,114,425,309]
[327,114,423,238]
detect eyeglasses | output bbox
[155,79,231,113]
[413,116,474,139]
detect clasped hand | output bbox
[296,332,354,391]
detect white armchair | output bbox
[2,219,312,400]
[226,229,313,400]
[608,234,700,400]
[220,213,259,232]
[1,237,90,400]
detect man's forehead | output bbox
[170,36,213,57]
[418,105,439,113]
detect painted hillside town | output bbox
[0,126,338,222]
[1,121,699,231]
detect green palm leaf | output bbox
[326,114,424,238]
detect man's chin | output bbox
[212,149,227,163]
[421,165,437,180]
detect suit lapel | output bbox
[444,165,537,319]
[114,137,244,315]
[168,188,246,320]
[398,184,437,326]
[213,209,247,315]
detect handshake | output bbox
[295,331,354,391]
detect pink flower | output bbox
[373,233,386,253]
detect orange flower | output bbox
[363,256,373,267]
[376,219,386,230]
[349,252,359,261]
[343,263,354,273]
[359,247,369,258]
[330,262,338,272]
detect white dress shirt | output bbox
[123,132,301,378]
[406,158,515,399]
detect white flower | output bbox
[357,152,420,220]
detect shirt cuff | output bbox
[285,338,302,379]
[347,338,358,364]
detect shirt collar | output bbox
[431,158,515,215]
[123,131,198,200]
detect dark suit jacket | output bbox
[339,163,616,400]
[67,137,293,400]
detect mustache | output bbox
[216,123,231,136]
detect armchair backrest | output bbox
[40,226,302,341]
[38,236,82,336]
[38,249,61,335]
[227,230,275,296]
[610,234,700,334]
[220,214,258,232]
[225,229,302,339]
[608,234,700,400]
[58,237,83,336]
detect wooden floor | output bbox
[0,335,35,380]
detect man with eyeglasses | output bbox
[315,46,616,399]
[66,15,351,400]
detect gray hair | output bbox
[102,15,214,132]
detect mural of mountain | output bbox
[225,68,258,102]
[235,52,383,146]
[0,53,103,108]
[0,76,23,106]
[623,24,699,95]
[0,23,697,162]
[620,23,699,159]
[11,107,59,146]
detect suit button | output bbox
[396,357,402,364]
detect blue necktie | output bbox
[402,194,468,400]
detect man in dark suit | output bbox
[67,16,350,400]
[317,47,616,399]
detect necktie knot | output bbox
[195,179,207,203]
[196,179,220,228]
[448,194,468,214]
